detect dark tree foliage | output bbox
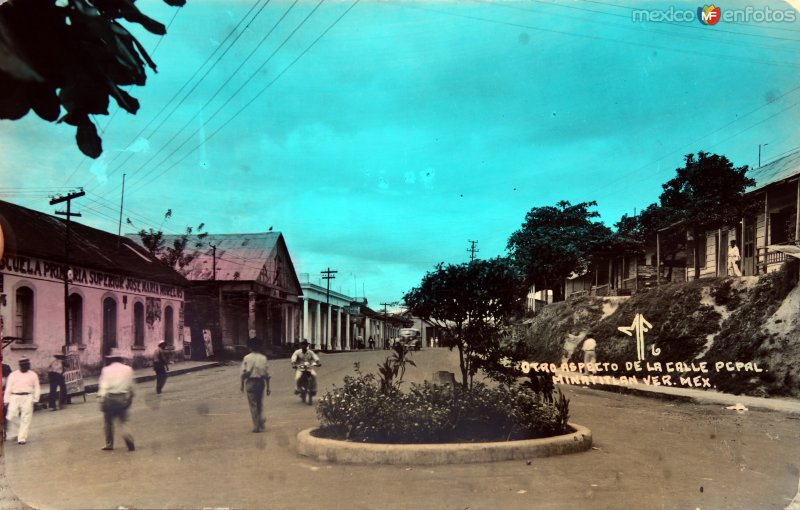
[507,200,615,301]
[403,257,525,388]
[615,202,686,278]
[659,152,756,278]
[0,0,185,158]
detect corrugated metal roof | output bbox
[158,232,280,281]
[0,200,187,286]
[748,149,800,192]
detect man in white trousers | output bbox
[4,357,41,445]
[728,240,743,277]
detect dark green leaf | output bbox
[76,118,102,158]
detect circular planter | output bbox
[296,423,592,465]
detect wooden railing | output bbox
[758,247,787,269]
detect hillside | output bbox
[520,262,800,397]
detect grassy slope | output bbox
[521,262,800,397]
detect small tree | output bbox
[403,257,525,388]
[507,200,615,301]
[616,202,686,279]
[134,209,207,270]
[659,152,756,278]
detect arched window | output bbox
[134,302,145,347]
[68,293,83,345]
[14,286,34,343]
[164,305,174,345]
[103,297,117,355]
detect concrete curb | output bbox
[84,362,223,393]
[296,423,592,465]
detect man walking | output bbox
[98,349,135,452]
[240,338,270,433]
[4,357,41,445]
[47,354,68,411]
[153,341,170,394]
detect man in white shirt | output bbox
[582,337,598,374]
[291,340,320,395]
[240,338,270,433]
[728,240,743,276]
[4,357,41,445]
[98,349,135,451]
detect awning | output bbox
[767,245,800,260]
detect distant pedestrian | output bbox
[241,338,270,433]
[47,354,68,411]
[153,341,170,394]
[4,357,41,445]
[368,336,375,350]
[728,240,742,276]
[98,349,135,452]
[582,337,597,374]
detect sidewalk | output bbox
[36,360,221,409]
[556,370,800,414]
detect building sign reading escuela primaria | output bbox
[0,255,183,299]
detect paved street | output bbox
[3,348,800,510]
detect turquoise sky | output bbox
[1,0,799,306]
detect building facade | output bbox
[0,201,187,375]
[155,232,302,358]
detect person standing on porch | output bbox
[728,240,742,276]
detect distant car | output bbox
[397,328,422,351]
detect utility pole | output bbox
[759,143,769,168]
[51,189,85,350]
[210,244,217,280]
[117,174,126,248]
[467,240,479,262]
[321,268,337,350]
[380,301,392,349]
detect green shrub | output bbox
[316,365,571,444]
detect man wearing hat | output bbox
[4,357,41,445]
[98,349,135,451]
[153,341,171,394]
[47,354,68,411]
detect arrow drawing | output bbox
[618,313,654,361]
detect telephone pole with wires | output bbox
[50,189,85,349]
[321,268,337,350]
[467,240,479,262]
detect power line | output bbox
[480,0,800,54]
[576,86,800,201]
[119,0,306,193]
[62,5,186,187]
[103,0,272,181]
[576,0,800,40]
[127,0,359,194]
[399,3,800,70]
